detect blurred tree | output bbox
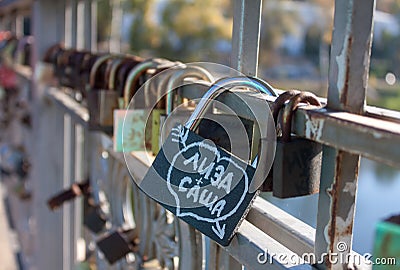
[97,0,112,44]
[377,0,400,13]
[259,1,301,68]
[308,0,333,44]
[127,0,232,62]
[304,24,322,65]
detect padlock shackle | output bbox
[272,90,301,124]
[123,58,177,109]
[108,58,125,90]
[185,76,276,193]
[43,43,64,63]
[123,59,162,109]
[165,65,214,114]
[282,92,321,142]
[89,54,119,88]
[185,76,276,130]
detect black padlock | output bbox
[260,90,300,192]
[138,76,276,246]
[96,229,139,264]
[273,92,322,198]
[83,196,107,234]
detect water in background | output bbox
[262,158,400,254]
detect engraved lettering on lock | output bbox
[166,125,250,241]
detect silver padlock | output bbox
[156,65,214,153]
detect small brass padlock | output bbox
[139,76,276,246]
[273,92,322,198]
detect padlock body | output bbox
[83,203,107,234]
[273,137,322,198]
[113,109,152,152]
[96,230,133,264]
[87,90,118,131]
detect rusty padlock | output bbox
[36,43,64,85]
[272,92,322,198]
[47,180,90,211]
[114,58,144,98]
[69,50,91,90]
[260,90,301,192]
[96,228,139,264]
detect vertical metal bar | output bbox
[65,0,78,48]
[31,1,67,269]
[74,124,84,264]
[213,1,263,269]
[315,0,375,269]
[63,115,75,270]
[71,0,78,48]
[31,104,65,270]
[231,0,262,77]
[83,0,93,50]
[32,0,64,63]
[90,0,98,51]
[56,0,66,43]
[15,11,23,37]
[76,0,85,50]
[109,0,123,53]
[327,0,375,114]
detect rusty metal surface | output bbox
[327,0,375,114]
[292,107,400,168]
[315,0,376,269]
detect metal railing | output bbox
[2,0,399,269]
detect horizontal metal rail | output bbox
[48,86,400,168]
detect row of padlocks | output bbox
[0,33,33,201]
[37,43,324,267]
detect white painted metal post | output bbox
[76,0,85,50]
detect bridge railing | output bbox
[2,0,398,269]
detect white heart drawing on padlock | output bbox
[166,125,250,239]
